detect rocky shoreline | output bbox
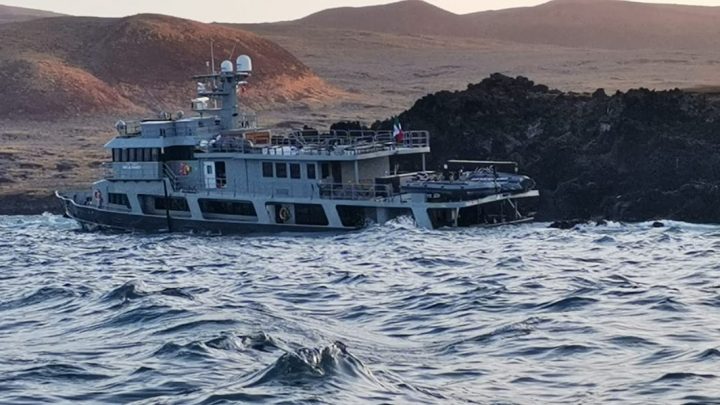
[0,193,63,216]
[371,74,720,223]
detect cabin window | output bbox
[295,204,329,226]
[129,148,137,162]
[142,148,150,162]
[121,149,128,162]
[112,149,120,162]
[154,197,189,211]
[262,162,274,178]
[151,148,159,161]
[275,163,287,178]
[160,128,166,137]
[321,163,330,179]
[199,199,257,217]
[337,205,366,227]
[108,193,130,208]
[160,146,193,161]
[307,164,316,179]
[290,163,301,179]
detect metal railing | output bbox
[206,129,430,155]
[115,121,142,137]
[318,182,394,201]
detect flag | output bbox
[393,117,404,143]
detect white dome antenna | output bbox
[236,55,252,73]
[220,60,233,73]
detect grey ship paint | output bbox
[56,56,539,233]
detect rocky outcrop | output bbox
[373,74,720,223]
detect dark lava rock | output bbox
[365,73,720,223]
[652,221,665,228]
[549,220,587,229]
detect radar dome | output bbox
[236,55,252,73]
[220,60,233,73]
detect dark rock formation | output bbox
[370,74,720,223]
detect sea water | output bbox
[1,215,719,403]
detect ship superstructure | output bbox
[57,56,539,232]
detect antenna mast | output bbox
[210,40,216,75]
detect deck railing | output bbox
[318,182,394,201]
[206,130,430,155]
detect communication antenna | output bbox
[227,44,237,61]
[210,40,216,74]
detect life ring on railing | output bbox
[278,206,291,223]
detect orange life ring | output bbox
[278,207,291,223]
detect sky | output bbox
[5,0,720,23]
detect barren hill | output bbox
[0,4,63,24]
[267,0,720,50]
[468,0,720,50]
[0,14,338,118]
[296,0,467,37]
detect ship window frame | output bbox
[121,148,128,162]
[199,199,257,218]
[294,204,329,226]
[108,193,131,209]
[129,148,136,162]
[154,196,189,212]
[307,163,316,179]
[275,162,287,178]
[321,163,330,179]
[262,162,274,178]
[151,148,159,161]
[290,163,301,179]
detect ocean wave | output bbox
[2,215,720,403]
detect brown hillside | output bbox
[0,4,63,24]
[296,0,467,37]
[0,14,338,118]
[261,0,720,50]
[466,0,720,50]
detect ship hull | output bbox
[57,189,539,233]
[56,192,349,234]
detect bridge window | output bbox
[307,164,316,179]
[262,162,273,177]
[275,163,287,178]
[121,149,128,162]
[290,163,301,179]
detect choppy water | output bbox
[1,215,720,404]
